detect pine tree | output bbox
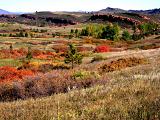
[26,46,33,61]
[64,44,83,69]
[122,30,131,41]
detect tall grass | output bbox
[0,59,22,67]
[0,58,159,120]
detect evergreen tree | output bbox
[25,32,28,37]
[26,46,33,61]
[75,29,79,37]
[64,44,83,69]
[70,29,74,34]
[19,31,24,37]
[122,30,131,41]
[9,44,13,52]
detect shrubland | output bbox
[0,49,159,119]
[0,18,160,120]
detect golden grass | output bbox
[0,53,159,120]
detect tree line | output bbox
[70,23,159,41]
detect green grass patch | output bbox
[0,59,23,67]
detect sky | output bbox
[0,0,160,12]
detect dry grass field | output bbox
[0,46,159,119]
[0,14,160,120]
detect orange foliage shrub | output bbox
[32,50,57,59]
[0,66,34,84]
[0,48,27,59]
[100,57,147,72]
[52,45,68,53]
[0,48,58,60]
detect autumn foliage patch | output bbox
[100,57,147,73]
[0,48,27,59]
[0,66,34,83]
[0,48,58,60]
[94,45,110,53]
[0,69,108,101]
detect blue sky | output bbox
[0,0,160,12]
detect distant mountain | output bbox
[99,7,160,15]
[129,8,160,14]
[0,9,26,15]
[99,7,127,13]
[0,7,159,27]
[0,9,11,15]
[14,12,26,15]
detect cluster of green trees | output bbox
[80,24,105,38]
[0,34,7,37]
[69,29,79,39]
[0,32,29,38]
[31,29,48,33]
[9,32,35,38]
[100,24,120,40]
[0,29,48,38]
[0,32,29,37]
[80,23,124,41]
[138,23,159,35]
[131,23,159,41]
[79,23,159,41]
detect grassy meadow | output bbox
[0,48,159,119]
[0,18,160,120]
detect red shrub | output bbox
[0,48,27,59]
[94,45,110,53]
[0,66,34,84]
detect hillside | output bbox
[99,7,127,13]
[99,7,160,15]
[0,9,11,15]
[129,8,160,14]
[0,48,160,119]
[0,6,160,120]
[0,8,160,27]
[0,11,89,26]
